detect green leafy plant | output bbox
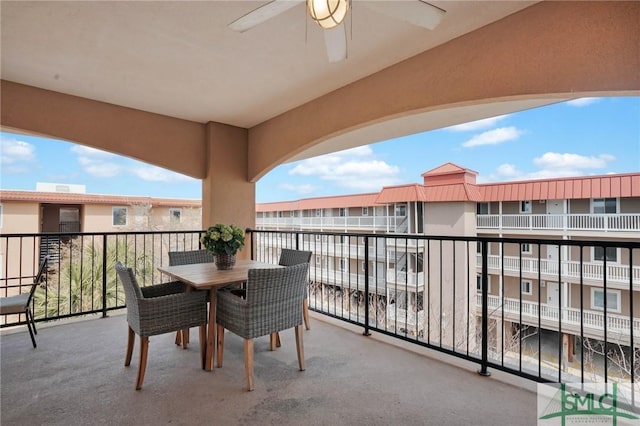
[200,223,245,256]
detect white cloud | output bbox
[1,138,36,173]
[131,165,195,183]
[482,152,616,182]
[77,156,121,178]
[533,152,614,169]
[462,126,524,148]
[288,145,401,192]
[445,114,509,132]
[565,97,600,107]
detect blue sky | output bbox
[1,97,639,203]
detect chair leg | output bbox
[175,330,182,346]
[244,338,254,391]
[303,298,311,330]
[295,325,305,371]
[136,336,149,390]
[125,326,135,366]
[199,325,207,370]
[216,324,225,368]
[269,333,277,351]
[25,310,37,348]
[28,309,37,335]
[181,328,190,350]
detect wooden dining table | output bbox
[158,259,278,371]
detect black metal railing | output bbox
[2,228,639,395]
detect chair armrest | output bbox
[141,281,186,298]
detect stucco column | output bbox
[202,122,255,260]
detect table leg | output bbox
[205,290,217,371]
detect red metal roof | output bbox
[0,190,201,207]
[258,193,380,212]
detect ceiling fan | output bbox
[229,0,446,63]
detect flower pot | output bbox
[215,253,236,270]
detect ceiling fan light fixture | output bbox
[307,0,349,30]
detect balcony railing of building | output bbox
[479,254,640,288]
[477,213,640,232]
[256,215,407,232]
[2,229,639,393]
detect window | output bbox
[591,288,621,312]
[594,246,618,263]
[290,210,296,217]
[593,198,617,214]
[316,209,322,217]
[476,203,489,215]
[339,208,346,217]
[521,243,531,254]
[169,208,181,224]
[315,255,322,266]
[476,275,490,293]
[112,207,127,226]
[315,234,321,241]
[339,258,347,271]
[395,204,407,216]
[362,207,369,216]
[520,200,532,214]
[521,280,532,295]
[277,211,283,218]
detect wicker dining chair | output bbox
[0,256,48,348]
[278,249,313,330]
[216,263,309,391]
[115,261,208,390]
[168,249,215,347]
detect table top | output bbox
[157,259,278,290]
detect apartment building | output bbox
[256,163,640,360]
[0,183,202,273]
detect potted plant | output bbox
[200,223,246,270]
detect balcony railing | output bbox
[479,254,640,287]
[2,229,639,389]
[256,215,406,232]
[477,213,640,232]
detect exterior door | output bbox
[547,282,559,306]
[546,199,564,228]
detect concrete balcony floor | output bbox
[1,312,538,425]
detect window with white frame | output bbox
[339,258,348,271]
[594,246,618,263]
[112,207,127,226]
[315,255,322,267]
[592,198,617,214]
[278,211,283,218]
[362,207,368,216]
[520,200,532,214]
[290,210,297,217]
[169,208,181,224]
[339,208,346,217]
[316,209,322,217]
[476,203,489,215]
[521,243,531,254]
[315,234,321,241]
[591,288,621,312]
[395,204,407,216]
[521,280,533,295]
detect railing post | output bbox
[102,234,108,318]
[363,235,371,336]
[478,239,491,377]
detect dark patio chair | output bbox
[0,256,48,348]
[215,263,309,391]
[168,249,215,347]
[115,261,208,390]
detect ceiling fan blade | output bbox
[324,22,347,63]
[229,0,303,33]
[364,1,446,30]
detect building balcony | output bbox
[479,294,640,348]
[477,213,640,234]
[256,215,405,232]
[0,311,537,425]
[479,254,640,288]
